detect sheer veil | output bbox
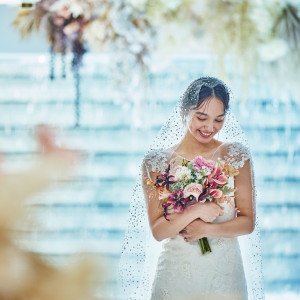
[117,77,265,300]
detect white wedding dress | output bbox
[118,77,265,300]
[149,144,249,300]
[118,140,264,300]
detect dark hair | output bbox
[181,82,230,122]
[197,84,229,112]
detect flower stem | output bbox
[198,237,211,254]
[203,237,211,253]
[198,238,205,255]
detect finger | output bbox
[35,124,57,150]
[185,236,194,242]
[184,236,190,242]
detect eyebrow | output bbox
[195,112,225,117]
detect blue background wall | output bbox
[1,4,299,300]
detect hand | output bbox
[179,219,208,242]
[35,124,84,165]
[195,201,224,223]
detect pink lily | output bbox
[159,189,172,201]
[209,164,228,186]
[209,189,223,199]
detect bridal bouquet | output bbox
[146,155,239,254]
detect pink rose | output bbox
[183,183,203,199]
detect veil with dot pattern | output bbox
[117,76,265,300]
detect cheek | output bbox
[188,118,200,130]
[215,122,224,132]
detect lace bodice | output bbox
[143,142,251,177]
[225,142,250,170]
[145,149,169,174]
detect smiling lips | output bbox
[199,130,213,138]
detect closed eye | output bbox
[197,117,224,123]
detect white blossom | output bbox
[50,0,86,18]
[201,166,211,176]
[196,172,203,181]
[174,166,192,181]
[258,38,288,62]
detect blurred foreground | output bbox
[0,125,105,299]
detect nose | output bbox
[202,121,214,133]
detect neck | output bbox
[178,130,218,154]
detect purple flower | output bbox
[154,173,175,191]
[163,190,189,220]
[198,181,211,203]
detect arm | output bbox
[142,166,224,242]
[180,159,255,241]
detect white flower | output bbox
[196,172,203,181]
[174,166,192,181]
[250,6,273,36]
[126,0,147,10]
[83,19,108,50]
[258,38,288,62]
[50,0,85,18]
[164,0,182,11]
[201,166,211,176]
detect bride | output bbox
[118,77,265,300]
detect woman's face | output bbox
[187,97,226,143]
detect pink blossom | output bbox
[159,190,172,201]
[173,205,184,213]
[183,183,203,199]
[209,165,228,185]
[192,156,215,172]
[209,189,223,199]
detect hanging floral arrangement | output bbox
[13,0,156,126]
[199,0,300,103]
[13,0,300,122]
[13,1,91,126]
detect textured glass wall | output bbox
[0,4,299,300]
